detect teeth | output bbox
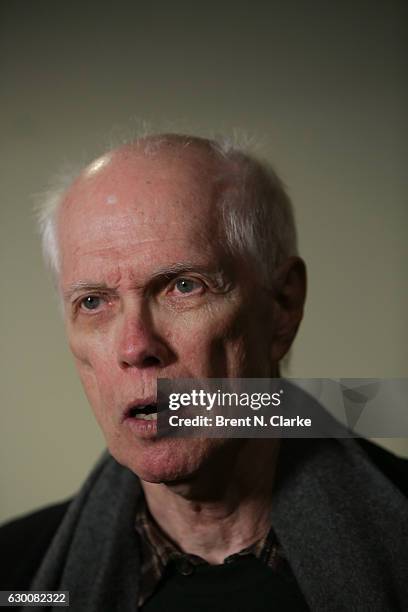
[134,412,157,421]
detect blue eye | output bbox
[80,296,102,310]
[174,278,201,294]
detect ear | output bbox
[269,256,307,363]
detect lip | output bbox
[121,395,157,423]
[124,413,158,438]
[122,397,159,439]
[122,397,157,422]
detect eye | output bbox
[173,278,204,295]
[79,295,103,311]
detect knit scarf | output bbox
[25,437,408,611]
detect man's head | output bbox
[38,134,306,483]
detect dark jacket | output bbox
[1,439,407,592]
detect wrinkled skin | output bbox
[58,142,306,484]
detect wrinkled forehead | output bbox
[56,146,234,281]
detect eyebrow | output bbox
[151,263,224,281]
[63,281,114,302]
[63,263,229,302]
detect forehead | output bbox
[57,148,228,285]
[61,146,223,217]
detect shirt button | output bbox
[176,559,195,576]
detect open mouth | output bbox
[126,403,158,421]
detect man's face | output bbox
[58,147,278,483]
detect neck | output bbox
[141,439,280,564]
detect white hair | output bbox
[36,133,298,287]
[36,164,83,282]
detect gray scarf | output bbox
[25,438,408,611]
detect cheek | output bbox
[204,306,273,377]
[67,327,118,422]
[75,362,117,433]
[67,318,117,375]
[166,305,250,377]
[67,322,92,367]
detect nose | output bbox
[116,301,172,370]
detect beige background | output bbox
[1,1,407,524]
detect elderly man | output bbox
[1,134,407,611]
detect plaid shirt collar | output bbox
[134,496,285,608]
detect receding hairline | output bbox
[61,134,239,202]
[58,135,245,233]
[37,131,298,288]
[121,133,235,157]
[92,134,240,178]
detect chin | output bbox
[109,436,221,485]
